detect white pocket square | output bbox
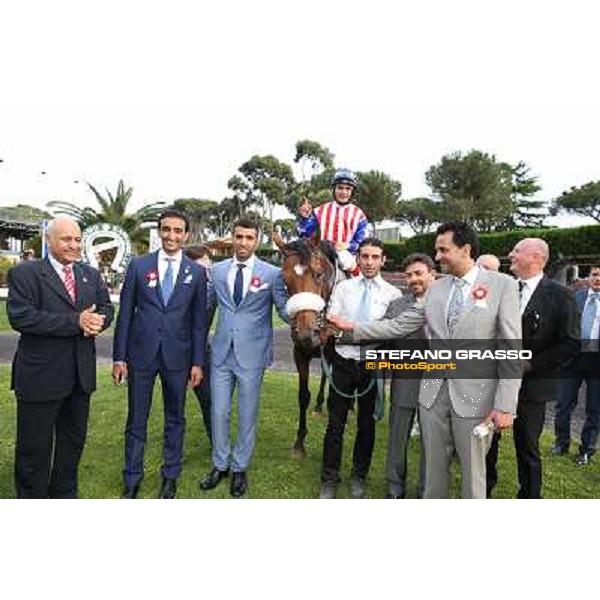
[249,283,270,292]
[183,275,193,284]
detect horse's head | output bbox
[282,239,337,350]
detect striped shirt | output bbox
[297,200,368,254]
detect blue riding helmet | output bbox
[332,168,358,189]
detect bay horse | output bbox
[280,238,338,459]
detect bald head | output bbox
[476,254,500,272]
[47,218,82,265]
[508,237,549,279]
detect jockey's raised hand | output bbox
[298,197,313,219]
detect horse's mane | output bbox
[286,239,337,268]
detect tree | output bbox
[48,180,164,252]
[288,140,336,212]
[355,170,402,222]
[0,204,51,222]
[497,161,546,229]
[425,150,540,232]
[171,198,219,243]
[394,197,442,235]
[294,139,335,180]
[231,155,296,235]
[553,180,600,222]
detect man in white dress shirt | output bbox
[320,237,402,499]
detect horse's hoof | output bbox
[312,409,325,418]
[291,444,306,460]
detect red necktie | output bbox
[63,264,77,303]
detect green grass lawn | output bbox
[1,366,598,499]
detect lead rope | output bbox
[317,262,378,401]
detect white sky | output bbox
[1,0,599,228]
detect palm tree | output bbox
[48,180,165,252]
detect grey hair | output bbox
[46,217,81,238]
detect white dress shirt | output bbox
[227,254,256,302]
[518,272,544,315]
[48,254,75,284]
[328,274,402,360]
[157,249,183,286]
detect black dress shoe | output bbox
[159,478,177,499]
[575,452,593,466]
[199,468,230,491]
[121,484,140,499]
[551,442,569,456]
[230,471,247,498]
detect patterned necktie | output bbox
[233,264,246,306]
[447,278,466,333]
[63,264,76,303]
[518,280,527,310]
[357,279,373,321]
[161,258,175,305]
[582,293,599,351]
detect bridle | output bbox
[283,243,377,402]
[284,245,337,333]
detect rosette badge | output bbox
[146,269,158,288]
[471,283,489,307]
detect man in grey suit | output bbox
[198,219,289,497]
[330,222,522,499]
[384,253,436,499]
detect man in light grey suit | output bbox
[330,222,522,499]
[384,253,436,499]
[198,219,289,497]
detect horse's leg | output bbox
[292,347,310,459]
[312,367,327,417]
[314,338,334,416]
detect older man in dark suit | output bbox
[8,217,114,499]
[507,238,579,498]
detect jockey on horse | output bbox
[296,168,368,278]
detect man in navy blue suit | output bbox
[112,209,208,499]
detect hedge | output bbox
[381,225,600,270]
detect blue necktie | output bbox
[161,258,175,305]
[582,293,599,351]
[357,279,373,321]
[233,264,245,306]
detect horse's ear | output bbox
[271,231,288,255]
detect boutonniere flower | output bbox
[184,266,190,274]
[472,283,489,308]
[249,275,269,293]
[82,277,88,283]
[146,269,158,288]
